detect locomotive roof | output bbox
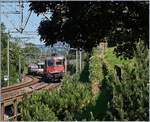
[37,62,44,65]
[28,63,38,68]
[46,56,64,60]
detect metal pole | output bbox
[65,56,67,73]
[41,47,42,59]
[49,46,51,57]
[19,55,21,82]
[7,38,9,86]
[21,0,23,28]
[76,49,78,73]
[79,48,82,72]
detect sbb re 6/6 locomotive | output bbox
[43,56,65,81]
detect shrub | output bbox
[81,40,148,121]
[19,73,92,121]
[67,64,76,75]
[19,93,58,121]
[101,40,149,120]
[80,62,90,83]
[89,47,103,97]
[89,48,102,83]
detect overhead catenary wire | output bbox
[1,0,28,3]
[2,1,32,34]
[21,10,32,33]
[19,0,24,30]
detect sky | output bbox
[1,1,45,45]
[1,1,71,54]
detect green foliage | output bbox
[1,23,25,86]
[104,47,133,70]
[79,52,90,83]
[1,23,42,86]
[19,74,92,121]
[78,40,148,121]
[20,93,58,121]
[89,48,101,82]
[100,40,149,120]
[80,62,90,83]
[67,64,76,75]
[89,47,103,84]
[133,39,148,81]
[30,1,148,58]
[18,36,148,121]
[23,43,41,63]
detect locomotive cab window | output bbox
[56,59,63,65]
[48,60,54,66]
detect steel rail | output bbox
[1,76,39,93]
[2,82,60,104]
[1,75,61,121]
[4,83,60,121]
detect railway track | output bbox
[1,76,40,93]
[1,75,61,104]
[1,75,61,121]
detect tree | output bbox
[29,1,148,58]
[1,23,26,86]
[23,43,41,63]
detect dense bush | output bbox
[96,41,149,120]
[78,41,148,121]
[80,62,90,83]
[89,47,103,97]
[89,48,102,83]
[67,64,76,75]
[19,74,92,121]
[20,95,58,121]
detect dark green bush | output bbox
[67,64,76,75]
[80,62,90,83]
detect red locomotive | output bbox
[43,55,65,81]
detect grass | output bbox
[104,47,134,70]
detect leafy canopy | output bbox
[29,1,148,58]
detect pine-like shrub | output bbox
[89,47,103,96]
[19,93,58,121]
[19,73,92,121]
[89,48,102,83]
[80,40,149,121]
[102,40,149,120]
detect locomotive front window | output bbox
[56,59,63,65]
[48,60,54,66]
